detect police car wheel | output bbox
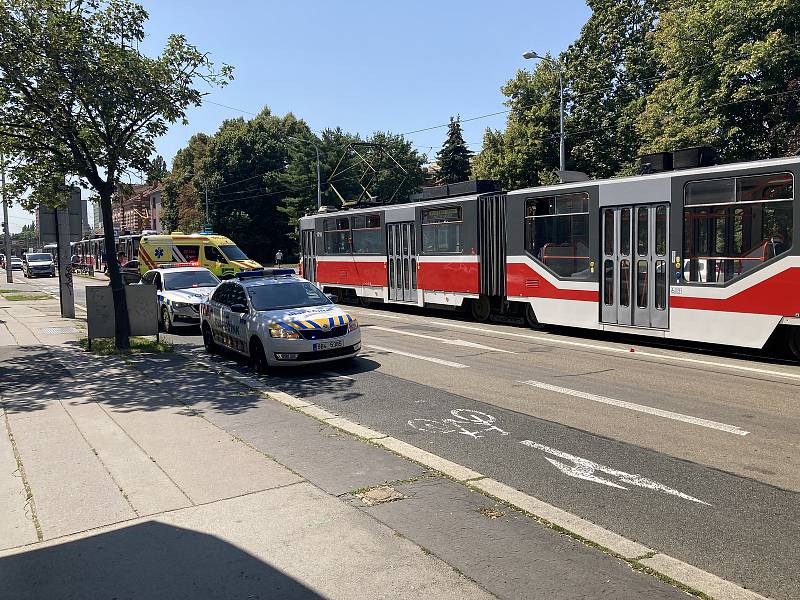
[249,338,269,374]
[202,323,218,354]
[161,307,173,333]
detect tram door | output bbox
[601,204,669,329]
[387,222,417,302]
[300,229,317,283]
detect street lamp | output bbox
[288,135,322,211]
[523,51,566,172]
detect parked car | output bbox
[9,256,23,271]
[140,266,220,333]
[22,252,56,278]
[121,259,141,285]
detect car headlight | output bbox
[269,325,301,339]
[348,317,359,332]
[172,302,192,309]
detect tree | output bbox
[473,61,562,189]
[0,0,232,349]
[563,0,664,177]
[436,117,472,184]
[146,155,168,184]
[638,0,800,161]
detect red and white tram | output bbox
[299,156,800,358]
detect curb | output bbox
[191,353,771,600]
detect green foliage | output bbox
[637,0,800,161]
[564,0,664,178]
[473,61,562,189]
[146,155,168,184]
[436,117,473,184]
[0,0,232,349]
[78,336,174,355]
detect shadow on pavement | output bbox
[0,521,322,600]
[0,346,73,413]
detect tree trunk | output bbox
[99,188,130,350]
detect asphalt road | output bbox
[164,303,798,600]
[17,271,798,599]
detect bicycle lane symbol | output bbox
[408,409,509,439]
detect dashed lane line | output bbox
[365,344,469,368]
[352,309,800,382]
[519,379,750,436]
[370,325,516,354]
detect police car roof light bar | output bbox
[235,268,296,280]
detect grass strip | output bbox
[78,336,174,355]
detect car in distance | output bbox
[9,256,23,271]
[139,266,221,333]
[200,269,360,371]
[22,252,56,278]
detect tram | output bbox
[70,234,141,272]
[299,155,800,358]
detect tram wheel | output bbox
[788,328,800,361]
[524,304,545,330]
[470,296,491,322]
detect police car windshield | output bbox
[163,271,220,290]
[247,281,331,311]
[220,245,248,261]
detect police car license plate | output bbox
[313,340,344,352]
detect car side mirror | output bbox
[230,303,248,314]
[325,293,338,303]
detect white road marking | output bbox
[352,309,800,382]
[408,408,509,439]
[520,441,711,506]
[365,344,468,368]
[370,325,515,354]
[324,371,355,381]
[519,379,749,436]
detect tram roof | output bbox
[301,155,799,223]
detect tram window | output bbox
[603,259,614,305]
[655,260,667,310]
[620,208,631,256]
[603,209,614,256]
[422,206,462,253]
[637,208,648,256]
[636,260,648,308]
[351,214,382,254]
[683,172,794,284]
[323,218,351,254]
[655,206,667,256]
[620,259,630,307]
[526,192,591,278]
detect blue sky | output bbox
[9,0,591,232]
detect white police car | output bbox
[140,266,221,333]
[200,268,360,371]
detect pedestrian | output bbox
[275,249,283,267]
[117,251,127,266]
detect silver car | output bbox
[200,269,361,372]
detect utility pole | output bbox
[1,150,12,284]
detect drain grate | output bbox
[40,326,79,335]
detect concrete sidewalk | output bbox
[0,296,688,599]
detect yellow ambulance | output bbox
[138,232,262,278]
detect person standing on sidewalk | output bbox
[275,249,283,267]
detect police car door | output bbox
[208,282,230,346]
[222,283,248,354]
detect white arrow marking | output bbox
[521,441,711,506]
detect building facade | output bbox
[112,183,162,233]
